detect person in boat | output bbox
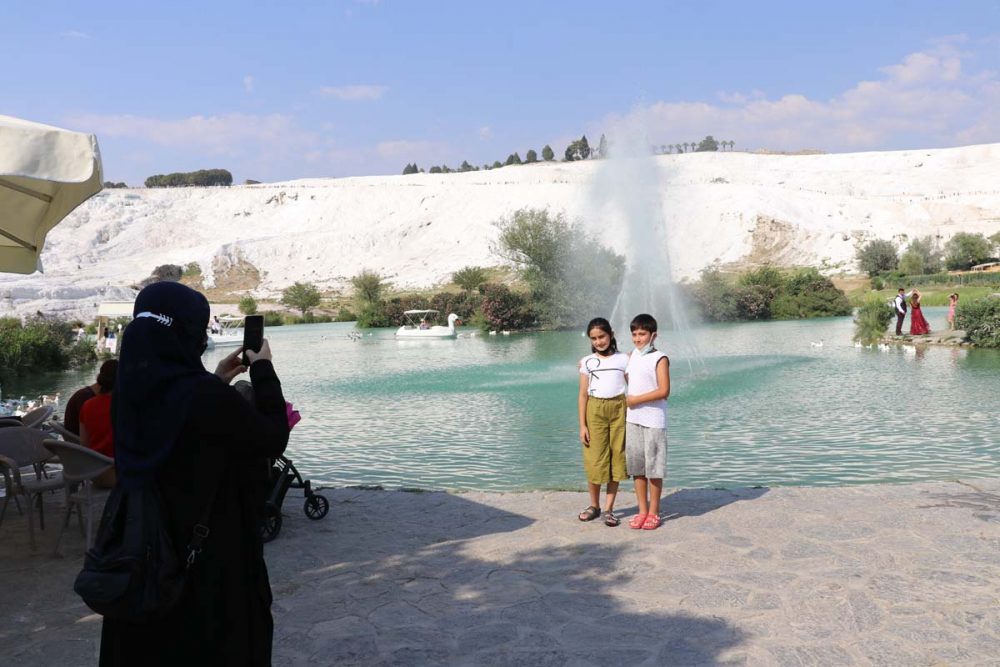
[99,281,289,667]
[64,359,119,435]
[79,359,119,488]
[211,315,221,334]
[419,318,429,330]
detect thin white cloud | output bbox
[376,140,446,159]
[60,30,91,39]
[601,37,998,152]
[478,126,492,139]
[243,75,254,93]
[318,85,388,101]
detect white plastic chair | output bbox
[21,405,54,429]
[43,440,113,555]
[0,427,63,549]
[45,420,81,445]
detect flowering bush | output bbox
[480,284,535,332]
[954,296,1000,347]
[735,285,775,320]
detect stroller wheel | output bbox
[262,502,283,543]
[304,494,329,520]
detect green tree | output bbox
[238,295,258,315]
[696,135,719,152]
[541,145,554,161]
[429,166,442,174]
[402,163,414,175]
[853,297,894,344]
[682,142,690,153]
[492,160,503,169]
[990,231,1000,253]
[491,208,624,328]
[525,149,538,163]
[901,236,942,275]
[350,269,388,309]
[452,266,488,292]
[460,160,474,172]
[598,134,608,158]
[856,239,899,277]
[945,232,994,271]
[280,282,322,316]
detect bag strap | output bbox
[185,468,228,568]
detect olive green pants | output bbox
[583,395,628,484]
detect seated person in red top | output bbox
[64,359,119,435]
[79,359,118,488]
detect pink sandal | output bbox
[642,514,661,530]
[629,514,647,530]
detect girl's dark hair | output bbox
[96,359,119,392]
[586,317,618,355]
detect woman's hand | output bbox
[579,426,590,447]
[214,347,247,384]
[246,339,273,366]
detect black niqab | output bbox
[113,282,215,490]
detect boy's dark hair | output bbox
[898,288,905,293]
[586,317,618,355]
[629,313,658,333]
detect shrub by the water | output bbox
[692,265,739,322]
[284,313,333,325]
[480,284,534,332]
[238,295,258,315]
[954,297,1000,348]
[263,312,285,327]
[334,308,356,322]
[0,315,97,384]
[853,297,894,344]
[771,268,853,319]
[734,285,775,320]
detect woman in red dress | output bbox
[909,289,931,335]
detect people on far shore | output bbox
[909,289,931,336]
[625,314,670,531]
[948,293,959,331]
[577,317,628,527]
[79,359,119,488]
[893,287,913,336]
[64,359,119,435]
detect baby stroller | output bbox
[262,455,329,543]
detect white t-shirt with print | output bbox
[625,349,668,428]
[578,351,628,399]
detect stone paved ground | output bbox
[3,479,1000,666]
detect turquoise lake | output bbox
[8,307,1000,491]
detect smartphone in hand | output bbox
[242,315,264,367]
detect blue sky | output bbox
[4,1,999,184]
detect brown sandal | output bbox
[603,511,620,527]
[578,506,600,522]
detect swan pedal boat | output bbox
[395,310,461,339]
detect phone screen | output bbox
[242,315,264,366]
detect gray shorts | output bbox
[625,422,667,479]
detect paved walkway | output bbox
[3,479,1000,666]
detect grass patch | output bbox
[854,286,996,307]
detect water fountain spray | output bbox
[588,107,704,371]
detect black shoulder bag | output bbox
[74,476,225,624]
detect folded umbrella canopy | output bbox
[0,115,103,274]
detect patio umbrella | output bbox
[0,115,103,274]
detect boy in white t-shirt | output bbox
[624,313,670,530]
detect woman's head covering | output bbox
[113,282,216,490]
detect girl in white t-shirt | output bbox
[577,317,629,527]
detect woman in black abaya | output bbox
[100,282,289,667]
